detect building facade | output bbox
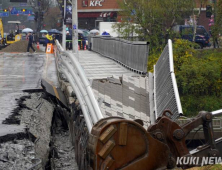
[77,0,119,30]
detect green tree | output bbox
[114,0,193,49]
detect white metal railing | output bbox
[55,40,103,131]
[212,109,222,117]
[89,36,149,74]
[153,39,183,120]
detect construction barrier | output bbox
[46,43,53,54]
[37,42,40,50]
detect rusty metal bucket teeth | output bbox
[86,117,170,170]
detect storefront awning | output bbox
[78,12,101,18]
[78,12,116,18]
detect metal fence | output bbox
[153,39,183,120]
[89,36,149,74]
[54,40,103,131]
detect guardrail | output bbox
[54,40,103,131]
[89,36,149,74]
[153,39,183,120]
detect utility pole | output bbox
[36,0,41,42]
[62,0,66,49]
[72,0,78,58]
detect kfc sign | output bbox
[82,0,88,7]
[89,0,104,7]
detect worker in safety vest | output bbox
[45,34,53,42]
[45,34,53,51]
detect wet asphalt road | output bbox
[0,52,59,137]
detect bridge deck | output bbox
[78,50,138,79]
[78,50,151,128]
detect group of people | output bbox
[26,29,111,53]
[26,32,62,53]
[43,33,62,45]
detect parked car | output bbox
[173,25,211,49]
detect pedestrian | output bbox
[27,32,36,53]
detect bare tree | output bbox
[28,0,52,40]
[44,7,61,29]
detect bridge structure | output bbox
[55,37,183,129]
[0,37,222,169]
[54,37,222,169]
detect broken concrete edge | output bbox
[40,78,69,110]
[0,90,67,169]
[0,131,36,144]
[2,95,31,125]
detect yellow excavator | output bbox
[0,18,6,48]
[6,21,22,44]
[0,19,22,49]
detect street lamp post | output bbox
[72,0,79,58]
[62,0,66,49]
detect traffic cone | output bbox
[84,45,86,50]
[37,42,39,50]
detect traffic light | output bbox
[21,9,26,12]
[206,5,212,18]
[34,12,38,22]
[3,9,8,12]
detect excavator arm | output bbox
[84,110,222,169]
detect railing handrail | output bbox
[153,39,183,120]
[89,36,149,74]
[62,51,103,120]
[212,109,222,117]
[55,40,104,131]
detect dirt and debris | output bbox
[0,92,54,170]
[0,139,37,170]
[47,108,79,170]
[0,91,79,170]
[20,92,55,167]
[1,40,43,53]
